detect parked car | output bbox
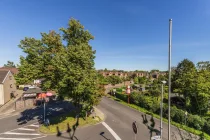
[23,87,29,91]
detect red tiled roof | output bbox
[0,70,9,84]
[0,67,19,75]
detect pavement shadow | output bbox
[17,100,74,125]
[100,132,111,140]
[56,118,79,140]
[141,114,161,138]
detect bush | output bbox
[170,106,185,124]
[203,120,210,134]
[115,92,127,101]
[187,114,206,130]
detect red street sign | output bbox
[126,85,131,94]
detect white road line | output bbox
[0,138,30,140]
[31,135,47,139]
[18,128,35,131]
[4,132,40,136]
[102,122,122,140]
[29,124,39,127]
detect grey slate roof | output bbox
[0,70,9,84]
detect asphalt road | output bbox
[0,97,200,140]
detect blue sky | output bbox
[0,0,210,71]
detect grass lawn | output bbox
[39,111,101,134]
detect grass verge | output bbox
[39,111,101,134]
[108,95,210,139]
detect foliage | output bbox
[134,77,139,84]
[3,61,16,67]
[97,73,109,85]
[16,18,101,111]
[172,59,197,100]
[107,75,122,85]
[197,61,210,71]
[138,76,147,84]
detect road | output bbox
[0,97,200,140]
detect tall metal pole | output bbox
[160,84,164,140]
[44,102,46,122]
[168,19,172,140]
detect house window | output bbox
[10,84,13,88]
[9,76,12,80]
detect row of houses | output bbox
[98,70,167,79]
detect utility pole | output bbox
[168,18,172,140]
[160,81,166,139]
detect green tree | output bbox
[4,61,16,67]
[107,76,122,85]
[172,59,197,108]
[197,61,210,71]
[138,76,147,84]
[17,18,101,112]
[191,69,210,115]
[134,77,139,84]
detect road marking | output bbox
[4,132,40,136]
[18,128,35,131]
[0,138,30,140]
[31,135,47,139]
[102,122,122,140]
[30,124,39,127]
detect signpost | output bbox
[126,85,131,104]
[132,121,138,140]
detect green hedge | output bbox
[115,91,210,136]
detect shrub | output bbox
[170,106,185,124]
[203,119,210,134]
[115,92,127,102]
[187,114,206,130]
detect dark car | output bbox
[23,87,29,91]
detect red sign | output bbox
[126,85,131,94]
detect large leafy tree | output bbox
[172,59,197,108]
[4,61,16,67]
[191,64,210,115]
[17,18,101,111]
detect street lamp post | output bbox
[160,81,166,140]
[185,111,188,126]
[168,18,173,140]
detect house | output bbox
[0,67,19,75]
[0,70,17,105]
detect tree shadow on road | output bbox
[16,100,74,125]
[56,118,79,140]
[141,114,160,138]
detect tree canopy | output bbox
[16,18,101,110]
[3,61,16,67]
